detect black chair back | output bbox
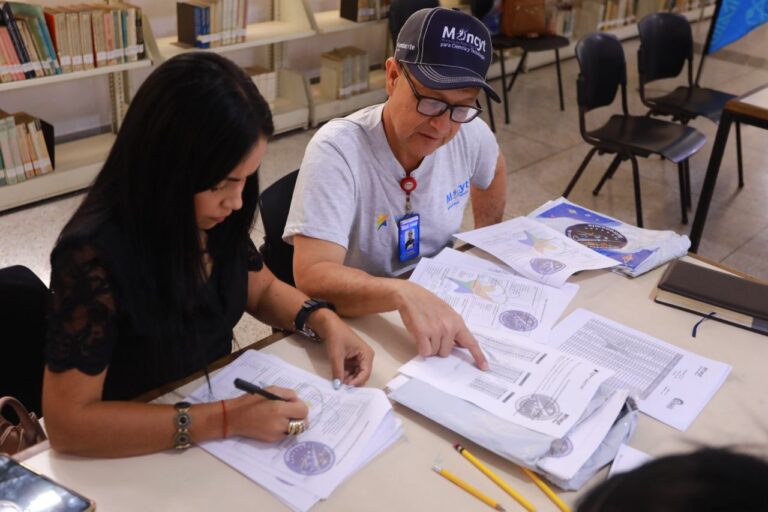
[0,266,49,417]
[637,13,693,86]
[389,0,439,43]
[575,33,627,114]
[258,170,299,286]
[470,0,495,19]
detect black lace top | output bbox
[46,223,263,401]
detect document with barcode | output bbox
[398,333,614,438]
[548,309,731,431]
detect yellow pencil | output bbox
[521,467,571,512]
[455,443,537,512]
[432,464,506,511]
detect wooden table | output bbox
[16,256,768,511]
[689,83,768,253]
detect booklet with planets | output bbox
[528,198,690,277]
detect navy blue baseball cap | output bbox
[394,8,500,103]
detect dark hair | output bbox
[577,448,768,512]
[55,52,273,373]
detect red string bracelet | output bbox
[220,400,228,438]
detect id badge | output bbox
[398,213,420,263]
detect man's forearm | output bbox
[294,261,406,317]
[471,154,508,228]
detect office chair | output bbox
[638,12,744,196]
[472,0,569,125]
[0,265,49,417]
[390,0,497,132]
[563,33,706,227]
[258,170,299,286]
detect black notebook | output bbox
[653,260,768,335]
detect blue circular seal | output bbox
[284,441,336,475]
[530,258,566,275]
[499,310,539,332]
[565,223,627,249]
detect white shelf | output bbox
[155,21,315,60]
[310,69,387,126]
[309,10,386,34]
[0,133,114,211]
[0,59,152,93]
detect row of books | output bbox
[0,2,145,84]
[0,111,54,187]
[340,0,390,23]
[177,0,248,49]
[320,47,370,100]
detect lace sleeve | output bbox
[246,238,264,272]
[46,241,119,375]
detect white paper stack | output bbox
[529,197,690,277]
[186,349,403,512]
[455,216,617,287]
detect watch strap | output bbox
[294,299,335,341]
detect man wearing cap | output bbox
[284,8,507,369]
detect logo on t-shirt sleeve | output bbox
[445,179,470,210]
[376,213,389,230]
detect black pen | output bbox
[234,378,287,401]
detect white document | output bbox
[537,389,630,480]
[398,334,614,438]
[529,197,691,277]
[455,217,617,287]
[607,444,653,478]
[186,349,402,511]
[548,309,732,431]
[409,257,579,342]
[432,247,521,275]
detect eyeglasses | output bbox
[399,64,482,124]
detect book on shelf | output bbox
[340,0,377,22]
[177,0,247,49]
[320,46,370,100]
[653,260,768,336]
[0,110,54,187]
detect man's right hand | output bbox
[395,281,488,370]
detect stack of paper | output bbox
[186,349,403,512]
[529,198,690,277]
[410,251,579,342]
[455,217,617,287]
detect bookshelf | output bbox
[0,3,153,213]
[309,10,386,34]
[0,133,115,211]
[309,68,387,127]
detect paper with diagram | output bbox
[548,309,731,431]
[529,198,690,277]
[455,217,617,287]
[409,256,578,342]
[398,333,614,438]
[186,348,402,512]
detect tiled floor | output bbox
[2,20,767,343]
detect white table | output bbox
[19,256,768,511]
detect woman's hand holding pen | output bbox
[309,308,374,388]
[228,387,308,442]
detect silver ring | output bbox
[286,419,306,436]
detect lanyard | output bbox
[400,175,417,214]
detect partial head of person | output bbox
[58,51,273,342]
[384,7,500,168]
[577,448,768,512]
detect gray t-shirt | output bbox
[284,103,499,277]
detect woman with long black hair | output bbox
[42,52,374,457]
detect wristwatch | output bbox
[294,299,336,342]
[173,401,192,450]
